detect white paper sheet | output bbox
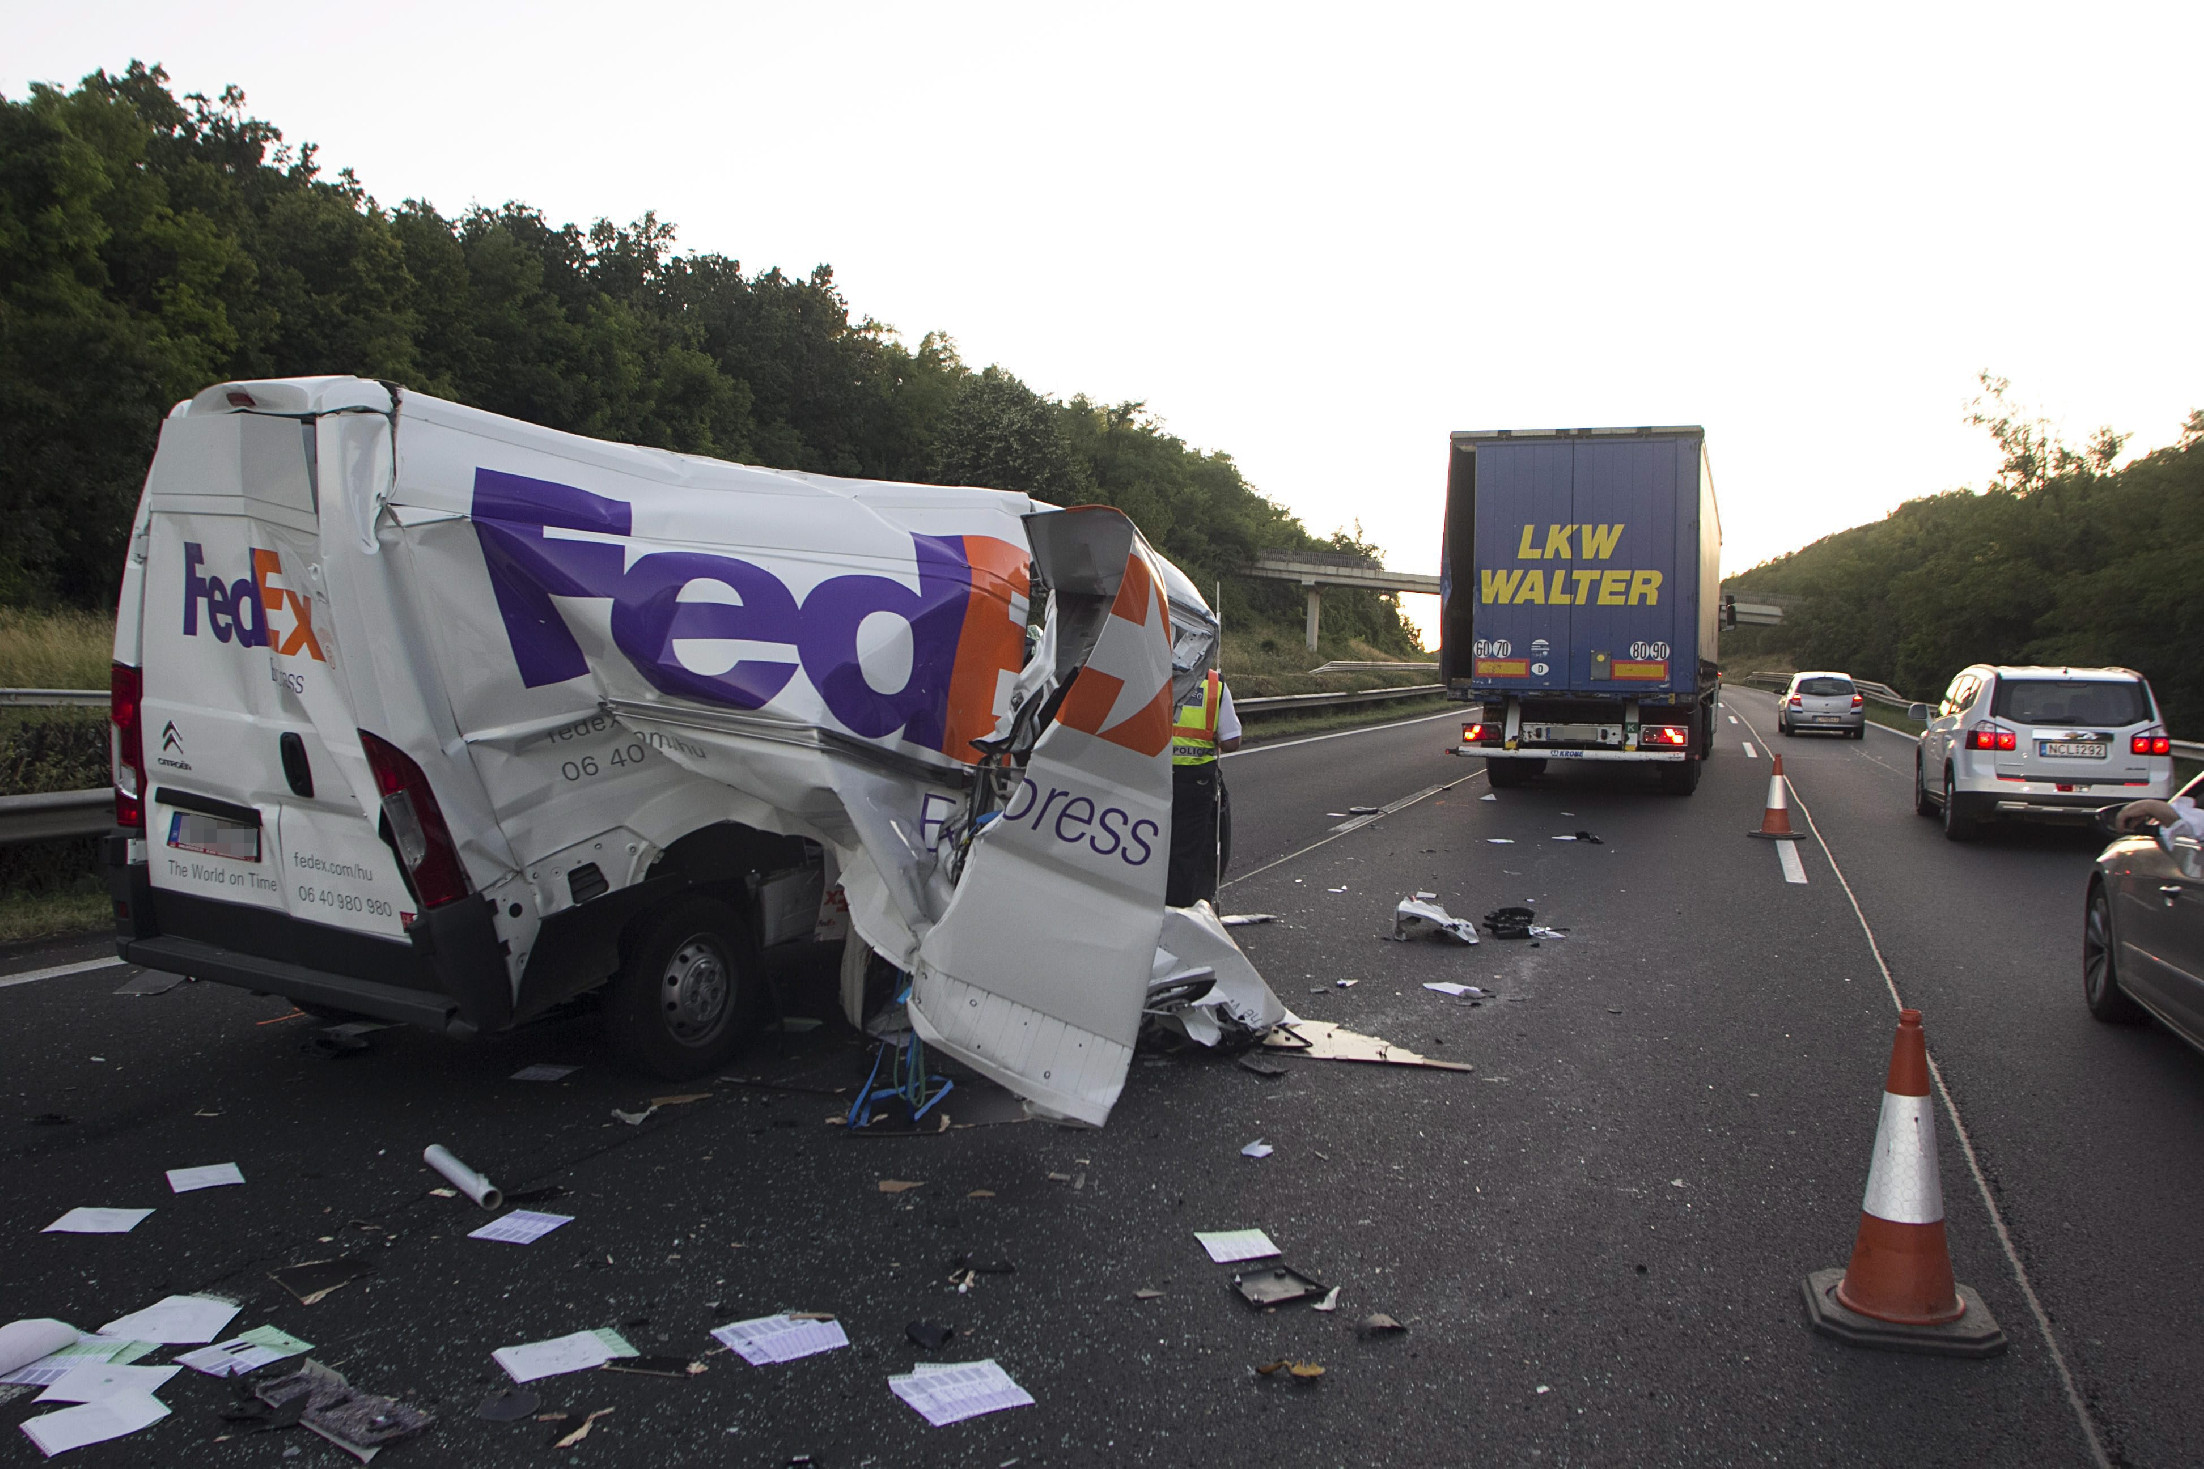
[711,1315,849,1366]
[165,1163,244,1193]
[492,1329,636,1383]
[96,1295,239,1345]
[34,1364,178,1403]
[174,1326,311,1377]
[1240,1140,1274,1158]
[17,1392,169,1456]
[509,1064,578,1081]
[888,1359,1034,1426]
[1,1339,150,1388]
[1423,982,1476,997]
[1194,1228,1280,1263]
[467,1210,572,1244]
[42,1208,152,1235]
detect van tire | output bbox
[606,897,758,1079]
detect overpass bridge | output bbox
[1244,551,1442,651]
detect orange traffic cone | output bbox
[1801,1010,2006,1357]
[1746,753,1798,839]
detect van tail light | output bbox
[357,730,472,909]
[2132,730,2172,756]
[1647,724,1690,747]
[1850,694,1864,709]
[1966,722,2017,752]
[1463,723,1498,744]
[111,663,146,832]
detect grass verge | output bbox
[0,608,111,690]
[0,886,109,945]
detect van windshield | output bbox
[1797,677,1853,697]
[1992,679,2148,727]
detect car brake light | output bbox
[1850,694,1864,708]
[1463,723,1497,744]
[1647,725,1689,747]
[111,663,145,832]
[2132,731,2171,756]
[1966,722,2017,751]
[357,729,472,909]
[1787,696,1803,707]
[226,390,257,408]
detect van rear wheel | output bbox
[606,897,758,1079]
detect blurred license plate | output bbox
[1815,715,1838,722]
[2039,741,2106,759]
[167,809,261,862]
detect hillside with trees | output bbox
[1724,377,2204,731]
[0,64,1419,656]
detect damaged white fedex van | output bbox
[106,377,1279,1123]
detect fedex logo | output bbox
[182,543,326,660]
[471,469,1030,763]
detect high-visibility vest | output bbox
[1171,671,1223,766]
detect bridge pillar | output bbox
[1303,582,1322,652]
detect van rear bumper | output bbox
[106,841,505,1035]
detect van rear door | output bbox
[139,382,417,941]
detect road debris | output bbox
[650,1093,711,1106]
[474,1388,539,1421]
[98,1295,239,1344]
[1255,1359,1325,1381]
[905,1321,956,1350]
[422,1144,502,1209]
[877,1179,924,1194]
[611,1106,658,1126]
[269,1258,375,1307]
[1360,1313,1406,1336]
[493,1329,638,1383]
[31,1362,178,1402]
[165,1162,244,1193]
[176,1327,312,1377]
[966,1189,997,1198]
[603,1355,700,1377]
[1312,1287,1342,1312]
[1145,902,1288,1048]
[467,1210,572,1245]
[888,1360,1033,1426]
[112,971,186,997]
[1219,914,1277,927]
[712,1315,849,1366]
[1393,895,1479,944]
[1261,1021,1475,1072]
[1480,793,1498,801]
[255,1360,435,1461]
[1237,1055,1288,1079]
[1241,1139,1274,1159]
[509,1064,577,1082]
[0,1321,79,1378]
[1234,1265,1328,1307]
[41,1208,152,1235]
[1133,1288,1166,1301]
[552,1407,612,1448]
[17,1392,169,1455]
[1422,982,1484,998]
[1481,906,1536,939]
[1195,1229,1281,1264]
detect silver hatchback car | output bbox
[1777,671,1864,739]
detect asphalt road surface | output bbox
[3,696,2197,1466]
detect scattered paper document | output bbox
[2,1340,153,1388]
[175,1326,311,1377]
[888,1359,1034,1426]
[17,1392,169,1456]
[711,1315,849,1366]
[34,1364,178,1403]
[166,1163,244,1193]
[1195,1228,1281,1263]
[468,1210,572,1245]
[509,1064,577,1082]
[97,1295,239,1345]
[1423,982,1482,998]
[492,1329,637,1383]
[43,1208,151,1235]
[1241,1140,1274,1159]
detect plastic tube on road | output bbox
[423,1144,503,1210]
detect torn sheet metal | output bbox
[1261,1021,1475,1072]
[1393,894,1478,944]
[1146,901,1288,1048]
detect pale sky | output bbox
[11,4,2200,647]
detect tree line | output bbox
[0,64,1418,654]
[1724,377,2204,733]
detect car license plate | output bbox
[167,809,261,862]
[2039,740,2107,760]
[1815,715,1838,722]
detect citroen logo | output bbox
[161,721,183,754]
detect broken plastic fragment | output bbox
[1234,1265,1327,1307]
[475,1388,540,1421]
[1219,914,1277,927]
[1133,1288,1165,1300]
[1240,1140,1274,1159]
[1393,897,1479,945]
[1360,1313,1406,1335]
[1195,1228,1280,1263]
[1481,906,1536,940]
[611,1106,657,1126]
[877,1179,924,1194]
[1312,1287,1342,1312]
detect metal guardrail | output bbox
[1307,660,1439,675]
[1,688,107,708]
[0,788,110,845]
[1236,683,1444,715]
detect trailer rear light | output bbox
[2132,731,2171,756]
[111,663,146,832]
[1647,724,1689,746]
[357,729,472,909]
[1463,723,1498,744]
[1966,722,2017,751]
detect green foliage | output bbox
[0,64,1418,655]
[0,607,111,688]
[1727,390,2204,732]
[0,707,108,796]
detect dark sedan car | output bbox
[2085,774,2204,1054]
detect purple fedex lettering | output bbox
[181,542,267,648]
[471,469,974,748]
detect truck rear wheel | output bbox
[1659,758,1702,795]
[1484,758,1541,788]
[606,896,760,1079]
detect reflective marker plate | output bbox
[2039,741,2107,759]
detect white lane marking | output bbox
[1776,840,1807,884]
[1741,741,1758,758]
[0,957,126,990]
[1731,699,2110,1469]
[1225,709,1457,758]
[1223,774,1477,889]
[1727,714,1739,725]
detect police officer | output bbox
[1167,668,1241,906]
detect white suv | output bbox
[1911,665,2174,841]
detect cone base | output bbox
[1746,829,1800,840]
[1801,1269,2007,1358]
